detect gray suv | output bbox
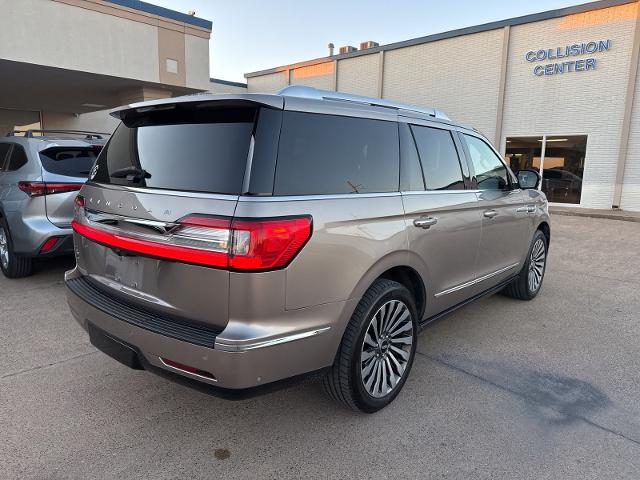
[65,87,550,412]
[0,130,107,278]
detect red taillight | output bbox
[71,215,312,271]
[19,181,83,197]
[40,237,60,253]
[228,217,312,270]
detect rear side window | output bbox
[7,144,29,171]
[400,124,425,191]
[0,143,10,171]
[274,112,399,195]
[92,106,256,195]
[410,125,464,191]
[39,147,98,177]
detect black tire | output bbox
[323,278,418,413]
[0,219,33,279]
[503,229,548,300]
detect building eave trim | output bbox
[210,78,248,88]
[103,0,212,29]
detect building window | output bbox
[505,135,587,204]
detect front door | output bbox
[459,133,529,292]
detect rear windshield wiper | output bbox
[110,166,152,182]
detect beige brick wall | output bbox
[247,71,288,93]
[208,82,248,94]
[502,3,637,209]
[337,54,380,97]
[621,25,640,210]
[621,83,640,209]
[382,29,505,140]
[290,62,334,90]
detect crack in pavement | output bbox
[416,350,640,448]
[1,350,99,380]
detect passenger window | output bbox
[6,144,28,171]
[0,144,11,171]
[400,124,425,191]
[463,134,510,191]
[274,112,399,195]
[410,125,465,190]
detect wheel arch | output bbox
[347,251,427,323]
[537,221,550,247]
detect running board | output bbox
[419,274,518,329]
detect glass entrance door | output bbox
[505,135,587,205]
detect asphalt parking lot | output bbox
[1,214,639,479]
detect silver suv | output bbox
[65,87,550,412]
[0,130,107,278]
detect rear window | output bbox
[91,106,256,195]
[39,147,98,177]
[274,112,399,196]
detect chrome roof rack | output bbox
[277,85,450,120]
[7,129,109,139]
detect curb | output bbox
[550,209,640,223]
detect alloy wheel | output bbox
[360,299,413,398]
[528,237,546,293]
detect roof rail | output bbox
[6,129,110,139]
[277,85,450,120]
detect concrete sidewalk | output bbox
[550,206,640,222]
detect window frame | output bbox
[502,133,589,206]
[458,131,517,192]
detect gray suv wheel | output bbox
[0,221,33,279]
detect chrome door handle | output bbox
[413,216,438,229]
[516,205,537,214]
[483,210,498,219]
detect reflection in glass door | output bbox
[505,135,587,205]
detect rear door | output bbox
[400,121,482,318]
[39,144,100,227]
[73,102,270,332]
[459,132,528,291]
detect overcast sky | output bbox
[151,0,587,82]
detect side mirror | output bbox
[517,169,541,190]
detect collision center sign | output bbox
[525,40,611,76]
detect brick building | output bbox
[244,0,640,211]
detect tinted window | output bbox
[6,144,28,171]
[274,112,399,195]
[0,144,10,171]
[39,147,97,177]
[92,107,255,194]
[411,125,464,190]
[463,134,510,191]
[400,124,425,191]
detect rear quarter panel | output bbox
[233,194,408,310]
